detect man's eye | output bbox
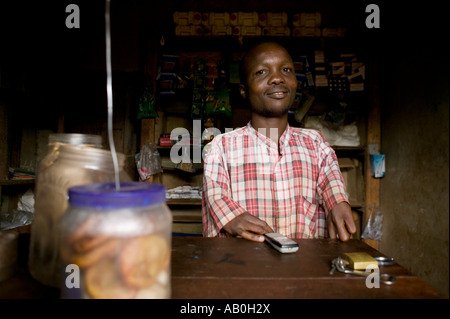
[283,67,293,73]
[255,70,265,76]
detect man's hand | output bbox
[327,202,356,242]
[222,212,274,242]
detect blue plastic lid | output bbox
[68,182,166,209]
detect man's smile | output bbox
[265,88,290,99]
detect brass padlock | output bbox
[340,252,379,270]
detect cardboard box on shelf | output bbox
[262,26,290,37]
[159,137,172,147]
[208,12,230,26]
[292,27,321,37]
[292,12,322,27]
[230,12,259,26]
[175,25,204,36]
[173,11,202,25]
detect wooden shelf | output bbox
[333,146,366,158]
[162,166,203,174]
[333,146,365,151]
[0,179,35,186]
[167,198,202,206]
[349,200,364,209]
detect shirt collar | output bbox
[247,121,292,153]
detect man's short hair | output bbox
[238,39,291,85]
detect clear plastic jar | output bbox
[28,134,130,287]
[38,133,103,171]
[60,182,172,299]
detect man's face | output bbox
[241,43,298,117]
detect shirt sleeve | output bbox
[316,134,349,212]
[201,136,247,237]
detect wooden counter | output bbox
[0,235,445,300]
[170,237,444,299]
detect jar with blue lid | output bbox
[29,133,131,288]
[60,182,172,299]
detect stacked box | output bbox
[292,12,321,37]
[292,27,321,37]
[158,73,178,96]
[173,11,202,25]
[173,11,349,39]
[311,51,365,92]
[230,12,261,36]
[201,13,210,25]
[314,50,328,87]
[330,62,345,76]
[201,12,232,37]
[348,61,365,91]
[211,25,232,36]
[258,12,288,27]
[232,25,262,36]
[292,12,321,27]
[259,12,289,36]
[173,11,205,36]
[230,12,259,26]
[339,53,365,92]
[208,12,230,26]
[262,26,290,37]
[293,56,314,89]
[175,25,204,36]
[158,55,180,97]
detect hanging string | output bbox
[105,0,120,190]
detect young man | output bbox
[202,41,356,242]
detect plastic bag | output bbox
[361,204,383,240]
[137,88,158,119]
[135,143,163,181]
[18,189,35,213]
[0,210,34,230]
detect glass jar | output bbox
[60,182,172,299]
[38,133,103,171]
[28,134,130,287]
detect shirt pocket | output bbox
[295,195,319,237]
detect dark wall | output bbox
[377,4,449,296]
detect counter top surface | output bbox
[0,235,446,299]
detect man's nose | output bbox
[268,70,285,85]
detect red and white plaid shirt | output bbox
[202,122,349,239]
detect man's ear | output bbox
[239,84,246,99]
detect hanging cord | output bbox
[105,0,120,190]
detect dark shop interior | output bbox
[0,0,448,303]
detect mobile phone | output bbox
[264,232,299,253]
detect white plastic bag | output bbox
[361,204,383,240]
[135,142,163,181]
[18,189,35,213]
